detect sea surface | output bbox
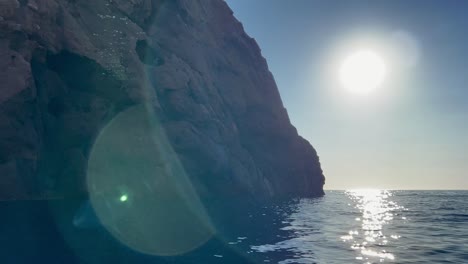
[1,190,468,263]
[248,190,468,264]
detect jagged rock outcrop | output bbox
[0,0,324,201]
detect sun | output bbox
[339,49,386,94]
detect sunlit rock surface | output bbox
[0,0,324,201]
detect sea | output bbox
[1,190,468,264]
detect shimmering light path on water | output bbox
[341,190,404,262]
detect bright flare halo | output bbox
[339,50,386,94]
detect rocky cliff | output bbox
[0,0,324,201]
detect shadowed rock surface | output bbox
[0,0,325,201]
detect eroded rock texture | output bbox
[0,0,324,201]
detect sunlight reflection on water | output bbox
[251,190,406,263]
[344,189,405,263]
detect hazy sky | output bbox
[225,0,468,190]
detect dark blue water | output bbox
[1,190,467,263]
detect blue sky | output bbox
[225,0,468,189]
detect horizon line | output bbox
[324,188,468,191]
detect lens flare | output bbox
[87,104,214,256]
[119,195,128,202]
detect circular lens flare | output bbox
[87,105,214,256]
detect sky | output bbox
[225,0,468,190]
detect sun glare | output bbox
[339,50,386,94]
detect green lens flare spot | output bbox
[120,194,128,202]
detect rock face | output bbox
[0,0,325,201]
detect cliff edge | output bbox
[0,0,325,201]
